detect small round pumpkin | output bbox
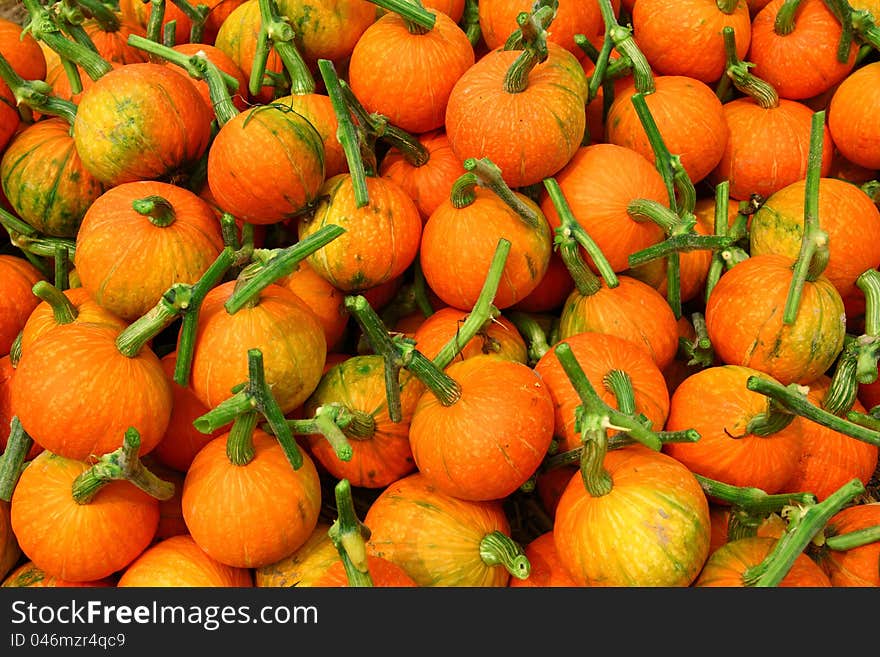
[828,61,880,173]
[0,254,45,357]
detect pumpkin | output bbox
[408,353,556,501]
[254,522,340,587]
[0,254,45,357]
[0,356,41,461]
[814,502,880,587]
[298,174,422,294]
[554,445,712,586]
[708,504,786,554]
[694,536,832,586]
[747,0,857,101]
[704,253,846,385]
[311,555,420,587]
[632,0,752,84]
[2,561,114,588]
[411,307,528,364]
[117,534,253,587]
[445,41,589,189]
[606,74,729,185]
[274,92,347,179]
[534,331,671,454]
[664,365,804,493]
[478,0,605,55]
[146,458,188,542]
[0,79,18,154]
[274,0,377,68]
[508,531,578,588]
[75,14,150,65]
[509,250,575,314]
[1,117,108,238]
[421,0,465,22]
[182,428,323,569]
[10,450,161,582]
[276,260,349,351]
[73,62,214,186]
[302,355,422,488]
[364,472,528,587]
[0,17,46,82]
[828,61,880,171]
[188,280,327,415]
[348,8,475,134]
[749,177,880,306]
[169,43,250,113]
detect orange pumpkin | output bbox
[2,561,114,588]
[311,555,419,587]
[828,61,880,171]
[0,254,45,356]
[411,307,528,364]
[478,0,604,56]
[509,531,578,588]
[0,17,46,82]
[274,92,347,179]
[254,522,340,587]
[814,503,880,587]
[276,260,349,351]
[695,536,832,586]
[0,356,41,461]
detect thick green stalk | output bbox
[0,418,33,502]
[0,52,79,125]
[507,311,552,365]
[774,0,804,35]
[824,524,880,552]
[32,280,78,325]
[328,478,374,587]
[503,11,549,94]
[479,531,531,580]
[720,26,778,109]
[460,0,481,46]
[115,284,192,358]
[369,0,436,33]
[598,0,654,94]
[284,404,355,463]
[54,243,71,291]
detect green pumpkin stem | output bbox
[585,23,614,103]
[503,11,549,94]
[704,182,734,303]
[283,403,356,462]
[823,339,859,415]
[678,312,715,368]
[54,243,71,291]
[259,0,316,95]
[503,1,555,50]
[478,530,531,580]
[507,311,552,365]
[459,158,540,227]
[824,523,880,552]
[720,26,779,109]
[823,0,854,63]
[744,478,864,586]
[783,110,829,325]
[32,280,78,325]
[71,428,176,504]
[599,0,654,94]
[774,0,804,36]
[146,0,166,45]
[225,410,259,467]
[0,52,79,126]
[603,369,637,416]
[74,0,121,32]
[851,8,880,55]
[132,195,177,227]
[369,0,436,34]
[115,283,193,357]
[0,418,34,502]
[747,375,880,447]
[544,176,618,294]
[716,0,740,13]
[461,0,481,46]
[328,478,374,586]
[223,224,345,314]
[744,393,797,437]
[695,473,817,514]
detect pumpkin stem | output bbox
[824,523,880,552]
[678,312,715,369]
[823,0,854,63]
[255,0,315,96]
[0,52,79,126]
[851,9,880,57]
[461,0,481,46]
[704,182,734,303]
[318,59,372,206]
[743,478,864,586]
[115,282,192,357]
[226,410,260,468]
[223,224,346,314]
[478,530,531,581]
[31,281,78,326]
[773,0,804,36]
[0,418,34,502]
[507,311,552,365]
[543,177,618,295]
[696,474,816,515]
[747,376,880,447]
[74,0,121,32]
[126,34,242,125]
[167,0,210,44]
[744,393,797,438]
[71,427,176,504]
[599,0,655,95]
[503,1,556,50]
[328,478,375,587]
[783,111,829,324]
[503,11,549,94]
[854,270,880,380]
[720,26,779,109]
[132,195,177,227]
[283,403,355,462]
[716,0,740,13]
[823,338,860,416]
[54,243,71,291]
[145,0,165,45]
[603,369,637,416]
[172,247,236,386]
[369,0,436,34]
[461,158,541,228]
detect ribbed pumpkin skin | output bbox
[80,17,149,64]
[829,62,880,170]
[188,281,327,415]
[182,430,323,569]
[409,355,556,501]
[664,365,804,493]
[816,503,880,587]
[781,377,879,501]
[275,0,377,66]
[704,254,846,385]
[73,63,213,186]
[207,105,326,225]
[74,181,225,322]
[298,174,423,293]
[478,0,603,54]
[0,356,42,461]
[445,42,588,189]
[277,260,349,351]
[10,451,160,582]
[553,446,711,587]
[747,0,857,101]
[1,118,108,238]
[0,500,19,583]
[0,255,45,356]
[274,93,346,179]
[749,178,880,304]
[710,98,833,201]
[420,188,551,311]
[509,531,578,588]
[364,472,514,587]
[695,536,832,587]
[557,276,680,371]
[411,308,527,364]
[533,331,670,454]
[606,75,729,184]
[302,355,422,489]
[312,556,420,587]
[379,130,466,223]
[632,0,751,83]
[20,287,127,354]
[539,143,668,274]
[118,535,253,587]
[349,10,474,134]
[254,522,339,587]
[2,561,114,588]
[11,323,173,462]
